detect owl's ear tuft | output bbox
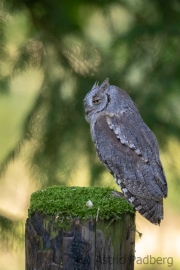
[92,81,99,90]
[100,78,109,91]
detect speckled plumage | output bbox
[84,78,167,224]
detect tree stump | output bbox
[25,186,135,270]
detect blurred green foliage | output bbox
[0,215,24,250]
[1,0,180,183]
[0,0,180,255]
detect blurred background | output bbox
[0,0,180,269]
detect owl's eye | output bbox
[92,98,101,105]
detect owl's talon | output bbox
[111,191,125,198]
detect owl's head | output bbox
[83,78,110,123]
[84,78,137,123]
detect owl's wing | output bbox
[93,113,167,200]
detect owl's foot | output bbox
[111,191,132,205]
[111,191,125,198]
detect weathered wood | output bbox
[95,215,135,270]
[25,211,135,270]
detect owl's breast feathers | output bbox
[92,112,167,224]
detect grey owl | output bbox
[83,78,167,225]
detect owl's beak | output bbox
[84,106,93,115]
[83,100,92,115]
[83,99,87,106]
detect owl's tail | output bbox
[132,196,163,225]
[119,180,164,224]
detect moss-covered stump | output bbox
[25,186,135,270]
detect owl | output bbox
[83,78,167,225]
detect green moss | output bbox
[29,186,135,223]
